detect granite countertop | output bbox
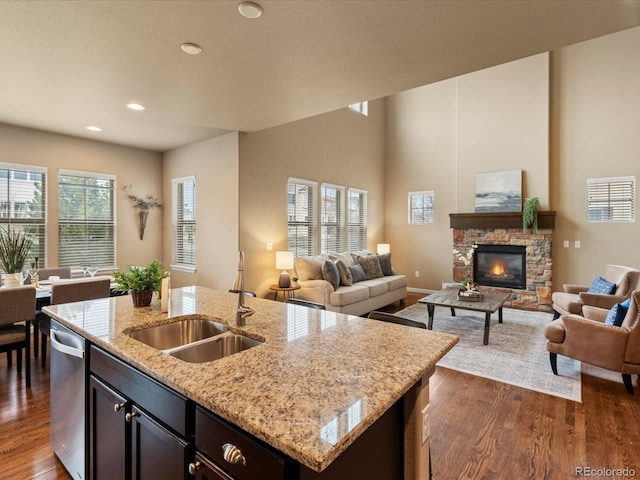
[43,286,458,472]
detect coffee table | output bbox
[419,288,510,345]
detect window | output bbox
[408,191,435,224]
[0,162,46,268]
[321,184,345,254]
[287,178,317,258]
[347,188,367,251]
[58,169,115,270]
[172,176,196,272]
[587,177,635,223]
[348,101,368,116]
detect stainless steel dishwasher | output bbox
[50,320,86,480]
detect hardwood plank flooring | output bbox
[1,293,639,480]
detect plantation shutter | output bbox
[172,176,196,271]
[587,177,635,222]
[347,188,368,251]
[0,162,47,270]
[58,169,115,270]
[321,183,345,254]
[287,178,317,257]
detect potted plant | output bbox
[0,227,34,287]
[522,197,540,233]
[112,260,169,307]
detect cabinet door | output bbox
[130,405,190,480]
[89,376,129,480]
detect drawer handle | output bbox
[222,443,246,466]
[125,411,140,422]
[113,403,125,413]
[188,461,201,475]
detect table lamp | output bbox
[377,243,391,255]
[276,251,294,288]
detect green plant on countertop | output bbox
[112,259,169,295]
[522,197,540,233]
[0,226,34,273]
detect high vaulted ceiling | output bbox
[1,1,639,152]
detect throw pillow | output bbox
[321,260,340,290]
[377,253,393,276]
[587,276,617,295]
[348,263,366,283]
[605,298,631,327]
[357,255,383,280]
[329,251,356,267]
[335,259,353,286]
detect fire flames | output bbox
[491,263,505,276]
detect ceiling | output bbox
[1,1,639,152]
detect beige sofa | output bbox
[293,251,407,316]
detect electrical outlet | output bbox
[421,404,430,444]
[574,241,581,249]
[415,271,420,278]
[563,240,569,248]
[266,242,273,251]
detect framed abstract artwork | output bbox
[475,169,522,212]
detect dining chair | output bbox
[0,286,37,388]
[38,277,111,367]
[368,311,427,329]
[284,298,326,310]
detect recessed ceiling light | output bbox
[238,2,262,19]
[126,103,146,111]
[86,126,102,132]
[181,42,203,55]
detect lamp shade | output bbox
[275,251,294,270]
[377,243,391,255]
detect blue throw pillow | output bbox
[605,298,631,327]
[587,276,617,295]
[348,263,366,283]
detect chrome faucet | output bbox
[233,251,255,326]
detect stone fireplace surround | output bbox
[450,212,555,312]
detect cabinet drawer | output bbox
[195,407,292,480]
[89,345,191,437]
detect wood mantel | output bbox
[449,211,556,230]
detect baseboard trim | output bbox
[407,287,434,294]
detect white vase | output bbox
[2,273,19,287]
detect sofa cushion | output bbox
[335,259,353,286]
[377,253,393,276]
[348,264,366,283]
[321,260,340,290]
[295,255,328,281]
[357,255,383,280]
[587,276,616,295]
[329,284,370,307]
[384,275,408,291]
[605,298,631,327]
[329,251,356,267]
[358,279,389,297]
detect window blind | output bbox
[408,191,435,224]
[58,170,115,269]
[172,176,196,270]
[321,183,345,254]
[0,163,47,269]
[287,178,317,258]
[587,177,635,223]
[347,188,367,251]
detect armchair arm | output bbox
[581,305,609,323]
[563,284,589,294]
[578,292,625,310]
[297,279,333,305]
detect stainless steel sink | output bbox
[170,333,262,363]
[127,316,228,351]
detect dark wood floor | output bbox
[2,293,639,480]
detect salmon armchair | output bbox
[551,264,639,319]
[544,290,640,394]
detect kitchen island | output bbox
[43,286,458,479]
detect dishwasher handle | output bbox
[50,328,85,359]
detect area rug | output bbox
[396,303,582,402]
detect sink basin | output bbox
[170,333,262,363]
[128,317,228,351]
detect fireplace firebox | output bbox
[473,244,526,290]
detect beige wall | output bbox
[162,132,240,290]
[385,54,550,290]
[238,99,386,298]
[551,27,640,287]
[0,122,163,269]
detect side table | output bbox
[269,284,300,302]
